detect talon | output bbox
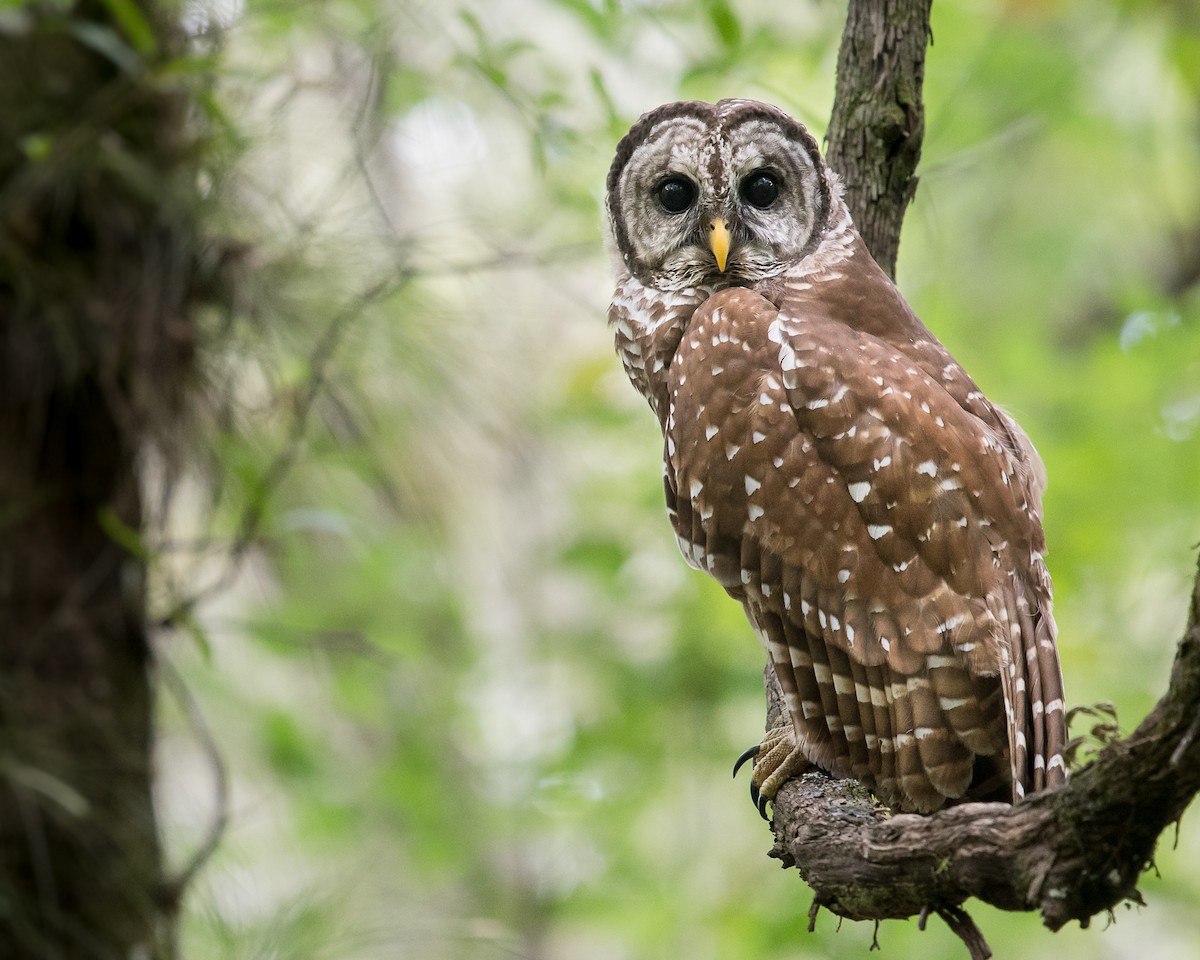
[749,778,760,807]
[733,744,760,778]
[757,789,771,821]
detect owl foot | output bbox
[732,745,771,818]
[732,719,812,820]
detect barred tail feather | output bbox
[1002,573,1067,801]
[1036,607,1068,788]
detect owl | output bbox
[605,99,1067,814]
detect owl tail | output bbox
[1001,575,1068,801]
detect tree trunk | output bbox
[0,392,161,958]
[0,3,218,955]
[826,0,933,278]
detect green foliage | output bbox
[157,1,1200,959]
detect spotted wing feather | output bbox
[664,282,1064,812]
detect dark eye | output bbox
[655,176,697,214]
[740,170,779,209]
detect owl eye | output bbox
[740,170,779,209]
[655,176,697,214]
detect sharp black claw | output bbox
[749,779,771,819]
[732,744,760,778]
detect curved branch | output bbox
[764,556,1200,933]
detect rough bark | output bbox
[756,4,1200,956]
[0,3,220,956]
[825,0,932,278]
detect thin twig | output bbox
[157,650,229,909]
[937,906,992,960]
[157,270,409,628]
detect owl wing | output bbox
[664,286,1065,811]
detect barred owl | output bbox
[606,99,1067,814]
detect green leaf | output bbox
[704,0,742,49]
[97,505,151,561]
[263,710,320,780]
[0,761,89,817]
[19,132,52,161]
[383,65,431,115]
[69,19,142,74]
[99,0,157,57]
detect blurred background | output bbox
[155,0,1200,957]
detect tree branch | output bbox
[764,556,1200,935]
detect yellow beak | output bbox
[708,217,731,272]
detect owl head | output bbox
[606,99,835,292]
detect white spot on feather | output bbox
[848,481,871,503]
[744,475,762,495]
